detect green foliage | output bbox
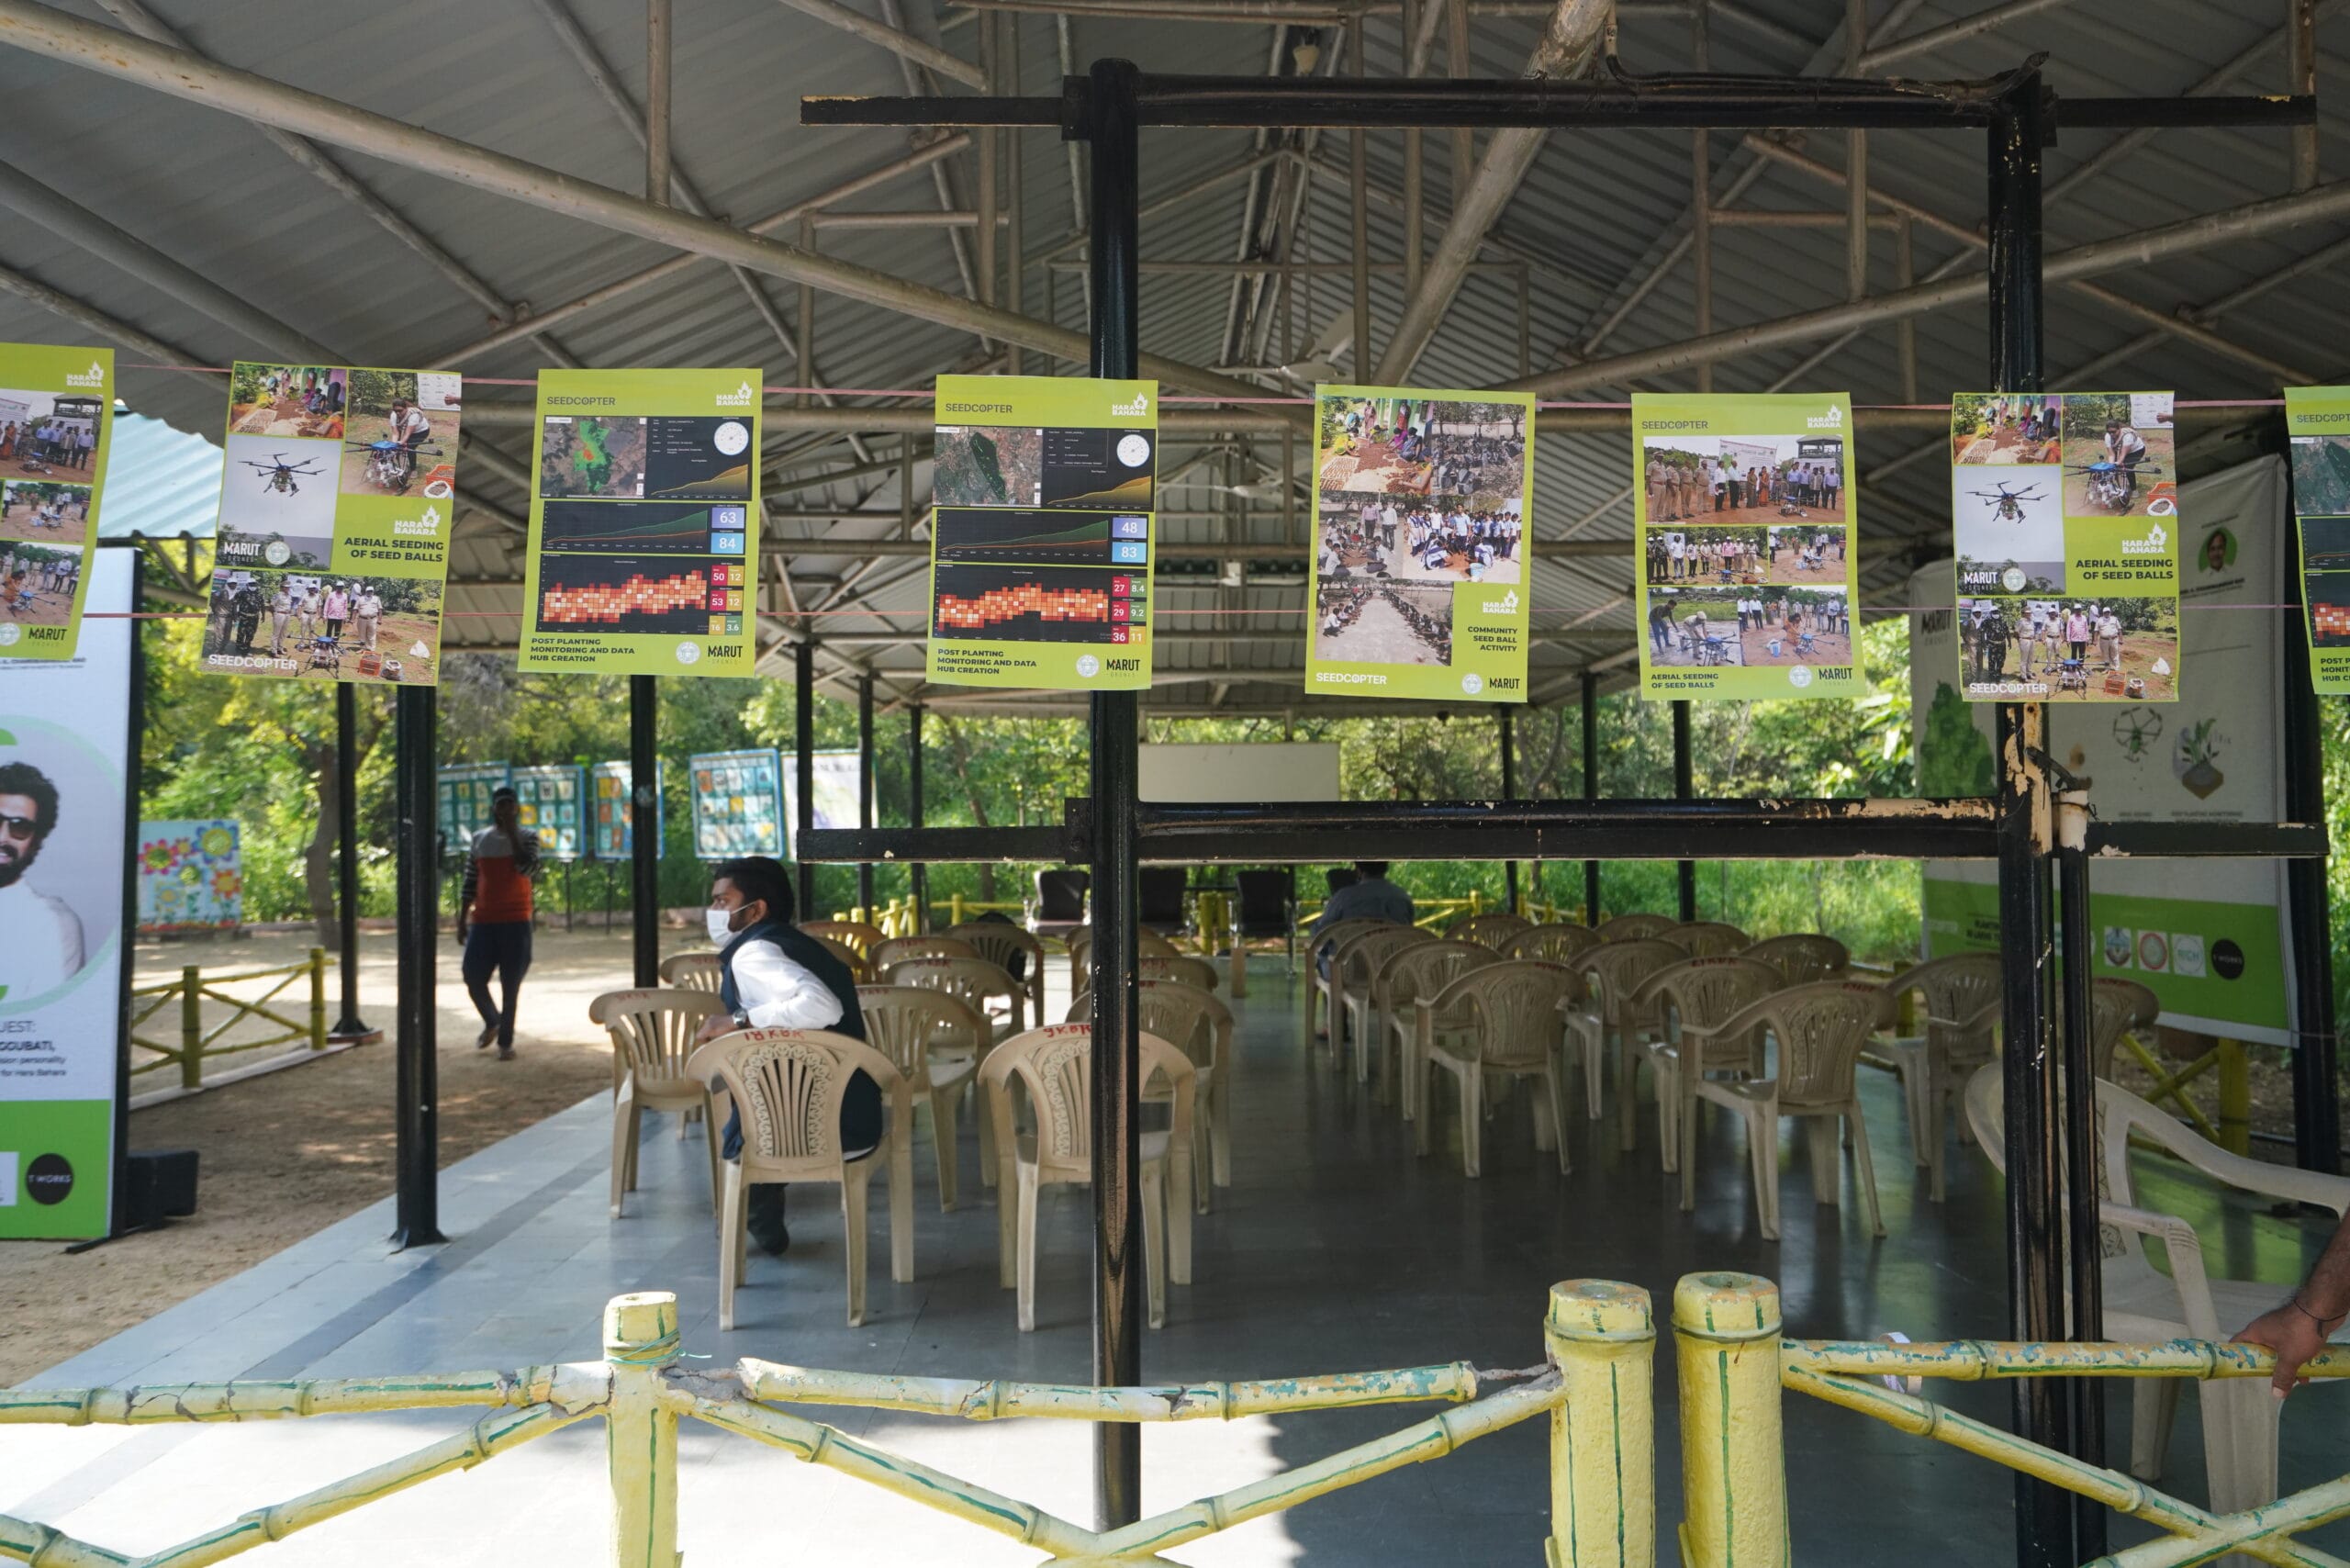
[1918,681,1997,797]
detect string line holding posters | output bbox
[202,361,459,684]
[1952,390,2180,702]
[927,375,1156,691]
[520,368,761,678]
[0,343,113,662]
[2285,386,2350,692]
[1633,392,1856,700]
[1307,385,1533,702]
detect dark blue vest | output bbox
[717,917,882,1157]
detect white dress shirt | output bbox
[730,936,845,1031]
[0,880,85,1000]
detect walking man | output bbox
[458,785,539,1059]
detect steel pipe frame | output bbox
[1857,0,2079,72]
[776,0,987,88]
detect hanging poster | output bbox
[927,375,1156,691]
[520,368,761,677]
[589,760,664,861]
[1305,386,1532,702]
[781,750,864,858]
[137,820,243,935]
[509,765,585,862]
[1632,392,1853,700]
[0,343,112,662]
[200,362,458,685]
[2285,386,2350,691]
[689,748,782,859]
[436,762,510,858]
[0,546,133,1238]
[1951,390,2180,702]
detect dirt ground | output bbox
[1955,424,2059,465]
[1741,622,1852,667]
[0,925,664,1386]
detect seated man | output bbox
[1306,860,1416,980]
[693,855,876,1258]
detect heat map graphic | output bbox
[933,564,1119,643]
[540,564,711,631]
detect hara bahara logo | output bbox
[64,361,105,387]
[1481,588,1519,616]
[1110,391,1150,419]
[2121,521,2169,556]
[714,380,755,408]
[1806,403,1844,430]
[393,504,442,539]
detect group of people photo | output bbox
[228,362,348,441]
[1318,492,1524,585]
[1644,525,1847,588]
[1952,392,2064,464]
[0,480,88,543]
[0,388,99,480]
[1640,434,1845,526]
[1316,393,1528,500]
[1,542,79,626]
[200,568,441,683]
[1960,595,2180,700]
[1647,585,1850,670]
[1313,579,1454,666]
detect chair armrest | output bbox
[2101,1200,2222,1341]
[2149,1131,2350,1217]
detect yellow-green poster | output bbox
[927,375,1155,691]
[0,343,112,661]
[1307,385,1533,702]
[520,367,761,677]
[2286,386,2350,692]
[1951,390,2180,703]
[203,361,460,684]
[1633,391,1855,700]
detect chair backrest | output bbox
[1234,869,1294,936]
[1137,866,1189,927]
[1635,957,1782,1042]
[1660,921,1751,958]
[1893,952,2004,1055]
[1374,938,1501,1017]
[871,935,979,971]
[1741,934,1851,986]
[810,935,874,983]
[589,987,729,1086]
[981,1024,1190,1181]
[946,922,1045,982]
[1068,924,1181,973]
[1597,913,1678,943]
[854,984,987,1081]
[1310,916,1406,961]
[1446,912,1534,947]
[2088,977,2161,1081]
[1501,924,1601,964]
[1035,869,1090,923]
[686,1028,902,1177]
[1336,925,1433,991]
[1071,951,1221,1001]
[655,952,724,994]
[1574,938,1684,1025]
[1727,980,1886,1109]
[883,957,1020,1017]
[1135,978,1232,1073]
[803,920,886,959]
[1425,960,1579,1068]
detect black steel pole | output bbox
[909,702,928,934]
[331,682,371,1037]
[795,640,818,922]
[1081,54,1146,1533]
[1988,71,2071,1568]
[1672,699,1695,921]
[2054,811,2107,1561]
[857,672,877,919]
[391,683,445,1249]
[630,675,658,988]
[1582,669,1600,924]
[2282,566,2342,1172]
[1499,708,1518,915]
[109,548,143,1237]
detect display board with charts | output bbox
[589,760,663,861]
[927,375,1157,691]
[1950,390,2180,703]
[520,368,761,678]
[689,749,783,858]
[0,343,112,662]
[2285,386,2350,691]
[201,361,460,686]
[509,765,585,862]
[1631,392,1855,700]
[137,820,243,935]
[436,763,511,857]
[1306,385,1534,703]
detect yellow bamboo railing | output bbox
[127,947,328,1092]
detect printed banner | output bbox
[509,765,585,862]
[1952,390,2180,702]
[436,763,510,858]
[1633,392,1854,700]
[137,821,243,935]
[0,343,112,662]
[1,546,134,1237]
[201,362,458,684]
[520,368,761,677]
[782,750,864,858]
[690,749,782,859]
[1307,386,1532,702]
[927,375,1156,691]
[2285,386,2350,691]
[589,760,663,861]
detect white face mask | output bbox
[706,907,738,947]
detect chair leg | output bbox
[1581,1034,1604,1121]
[996,1155,1019,1290]
[1655,1058,1680,1174]
[933,1084,961,1214]
[1460,1065,1483,1179]
[2131,1377,2183,1482]
[1531,1074,1558,1154]
[889,1134,915,1284]
[1414,1057,1436,1157]
[1926,1065,1950,1204]
[1210,1074,1232,1190]
[1169,1141,1194,1286]
[1805,1118,1841,1205]
[1015,1165,1041,1332]
[978,1087,998,1188]
[610,1081,637,1219]
[700,1095,722,1222]
[1614,1032,1638,1152]
[1142,1160,1168,1330]
[1746,1105,1780,1242]
[1679,1092,1701,1214]
[1192,1093,1214,1217]
[843,1169,870,1328]
[1848,1103,1886,1238]
[2199,1379,2277,1518]
[718,1162,745,1330]
[1544,1065,1572,1176]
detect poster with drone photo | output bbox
[199,361,461,686]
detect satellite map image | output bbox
[541,416,648,498]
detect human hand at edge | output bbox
[2235,1297,2336,1398]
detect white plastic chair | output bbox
[1337,925,1435,1078]
[1742,933,1851,986]
[1067,924,1179,993]
[1446,911,1534,948]
[803,919,887,962]
[870,934,978,971]
[687,1028,913,1329]
[1685,980,1890,1241]
[1966,1065,2350,1520]
[2088,976,2163,1081]
[1303,917,1407,1047]
[656,951,724,995]
[1065,978,1231,1205]
[1597,913,1678,942]
[1415,960,1581,1177]
[883,956,1027,1042]
[1072,952,1221,1002]
[981,1024,1193,1331]
[856,984,987,1212]
[1379,939,1500,1115]
[1883,952,2002,1201]
[946,921,1049,1026]
[1630,956,1782,1178]
[1502,924,1602,965]
[588,987,728,1219]
[1660,921,1751,958]
[1562,937,1682,1143]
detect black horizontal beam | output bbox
[796,825,1077,864]
[2087,821,2330,859]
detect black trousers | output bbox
[462,921,532,1045]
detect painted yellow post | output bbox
[1469,887,1485,916]
[950,892,967,927]
[604,1292,679,1568]
[179,966,203,1090]
[2217,1037,2251,1155]
[308,947,328,1050]
[1546,1280,1655,1568]
[1673,1272,1788,1568]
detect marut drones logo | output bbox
[714,381,755,408]
[63,361,104,388]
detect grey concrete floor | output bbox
[6,964,2346,1566]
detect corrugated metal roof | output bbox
[0,0,2335,711]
